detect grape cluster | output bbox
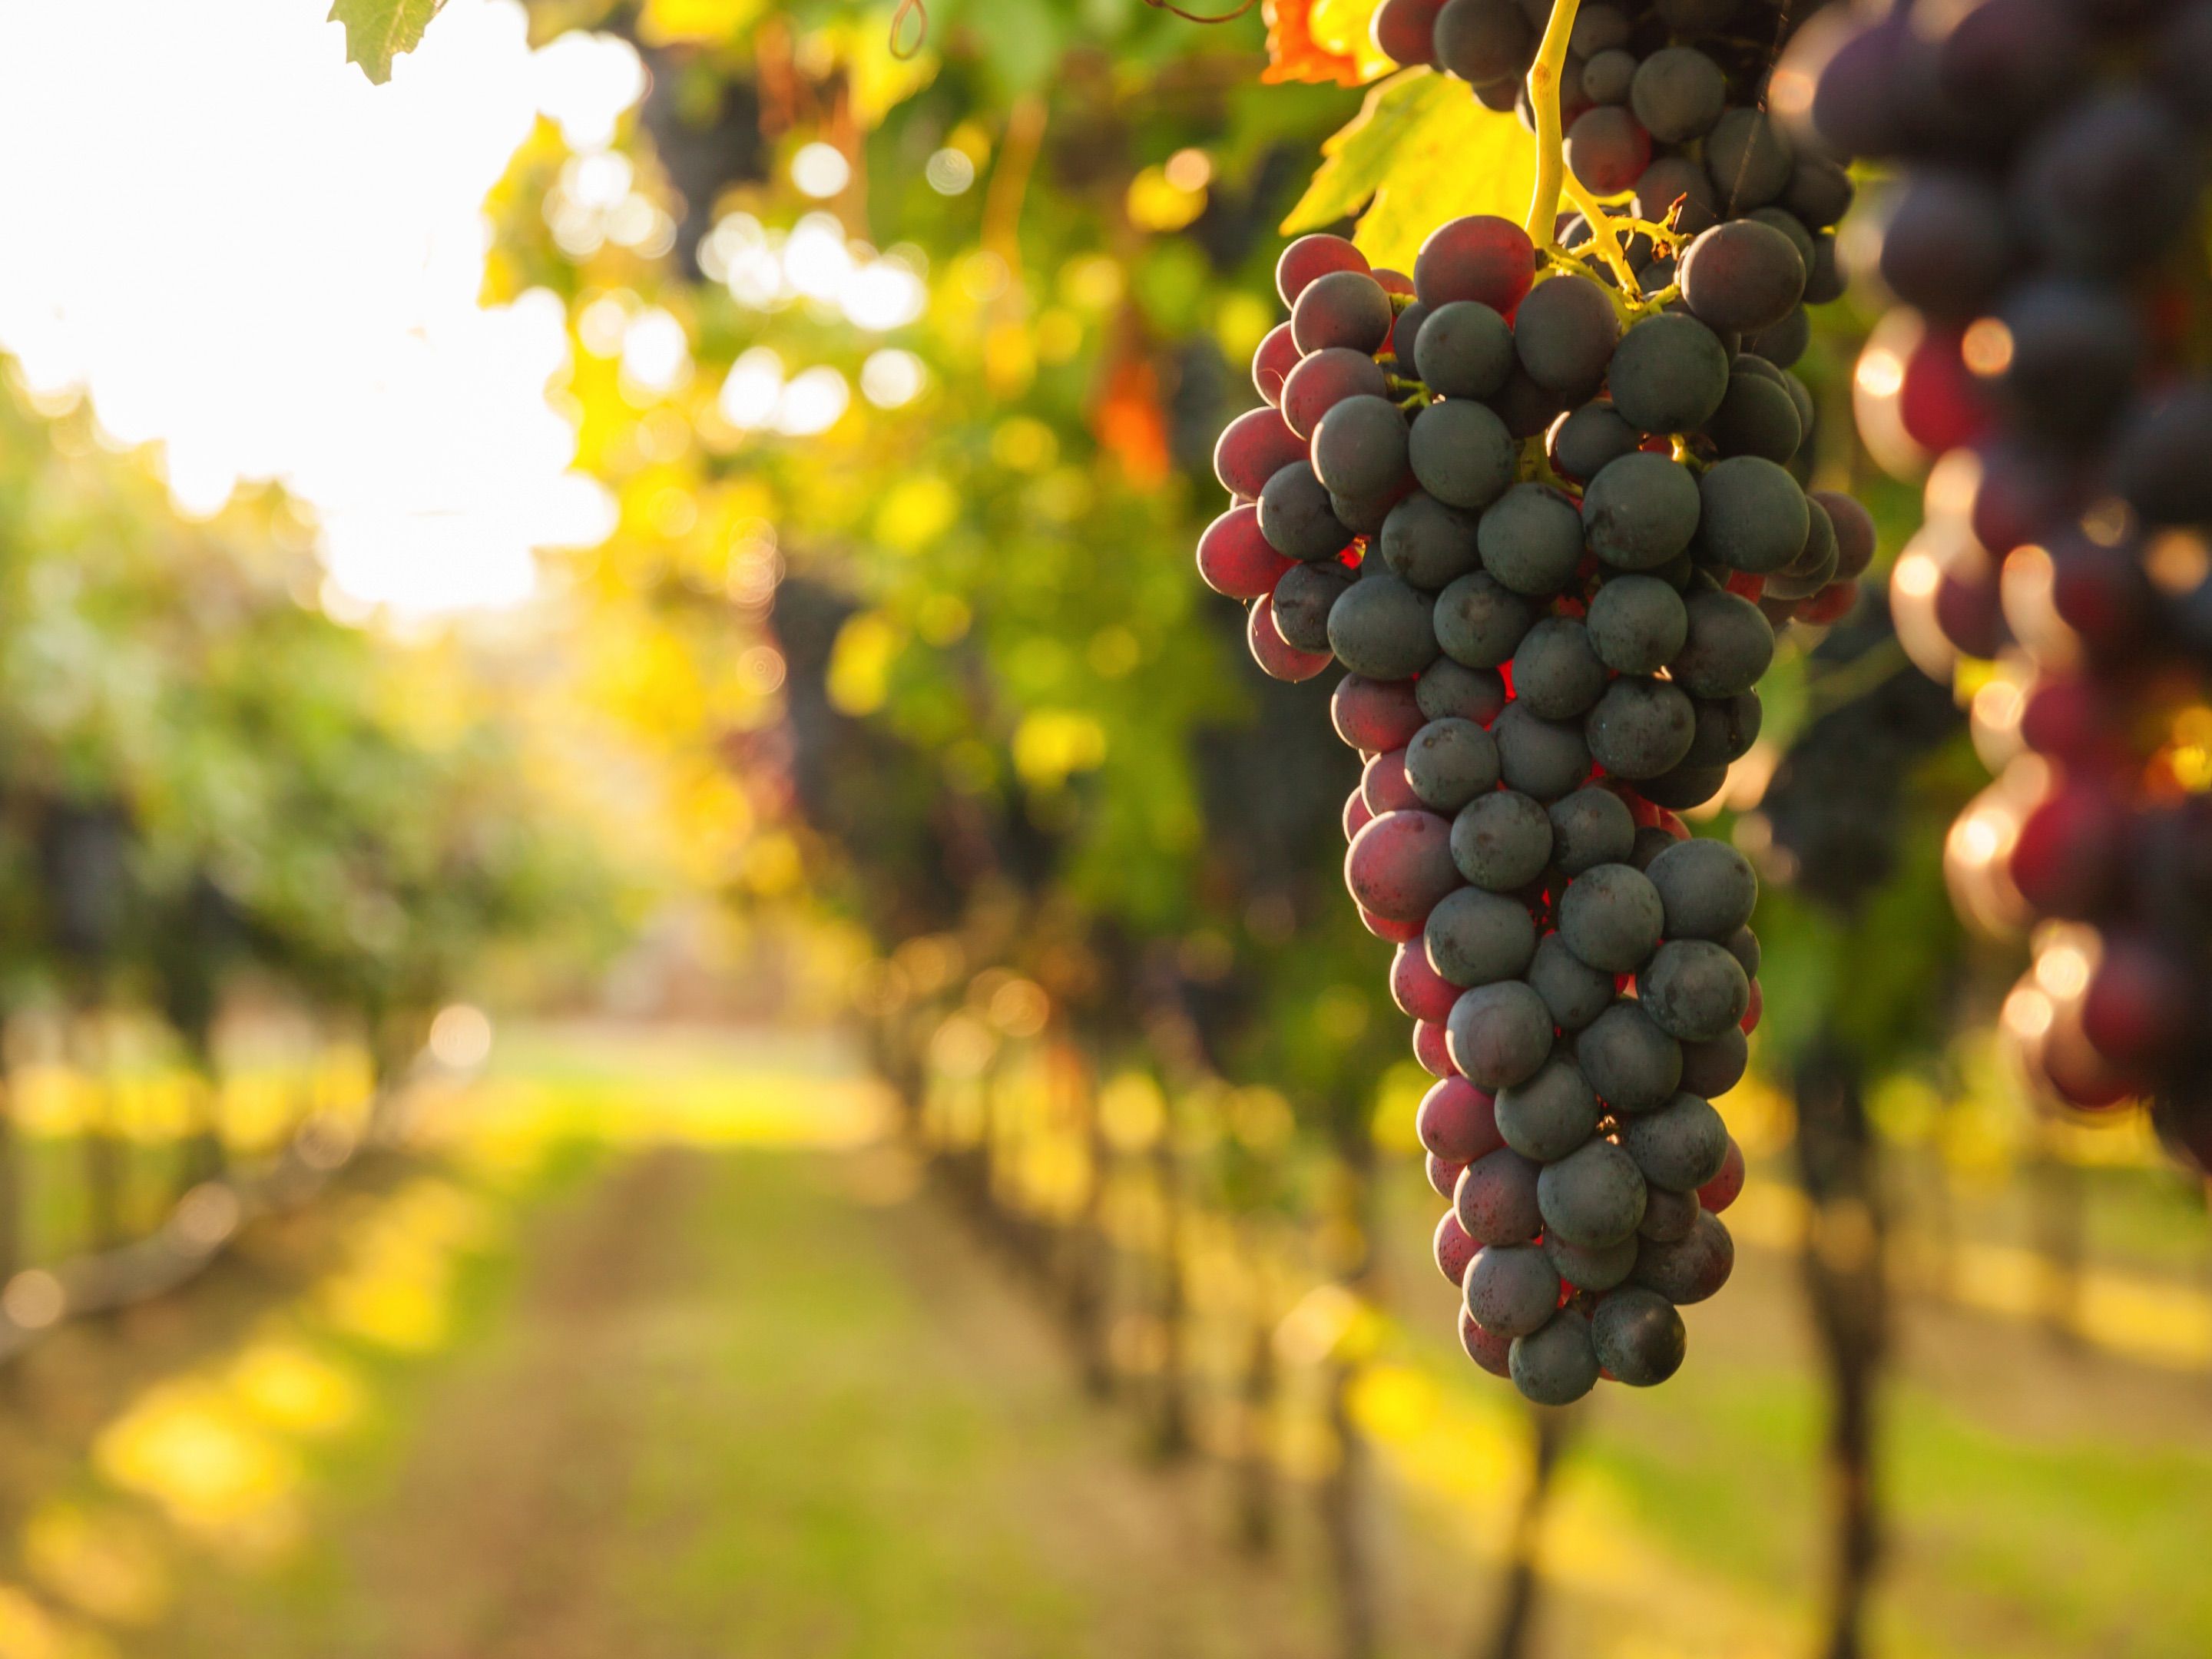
[1195,173,1878,1392]
[1798,2,2212,1152]
[1367,0,1859,634]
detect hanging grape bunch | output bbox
[1194,0,1865,1401]
[1797,4,2212,1157]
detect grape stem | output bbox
[1560,174,1641,297]
[1520,0,1583,248]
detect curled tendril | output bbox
[888,0,929,61]
[1143,0,1260,22]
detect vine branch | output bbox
[1521,0,1584,246]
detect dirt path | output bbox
[147,1147,1337,1659]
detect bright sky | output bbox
[0,0,644,614]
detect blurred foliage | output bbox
[0,385,624,1071]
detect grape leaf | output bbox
[329,0,448,84]
[1282,68,1536,274]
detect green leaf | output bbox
[1282,68,1536,275]
[329,0,448,85]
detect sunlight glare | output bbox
[0,0,637,618]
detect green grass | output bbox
[34,1092,2209,1659]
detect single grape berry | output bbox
[1513,273,1621,398]
[1704,366,1804,464]
[1380,492,1481,590]
[1565,105,1653,194]
[1697,1135,1745,1214]
[1446,979,1555,1091]
[1465,1242,1561,1337]
[1427,886,1538,987]
[1311,395,1412,502]
[1363,748,1421,816]
[1252,321,1300,408]
[1197,505,1294,599]
[1460,1303,1514,1376]
[1495,1055,1601,1162]
[1420,1075,1504,1164]
[1591,1287,1687,1386]
[1678,220,1806,336]
[1373,0,1448,66]
[1695,458,1812,575]
[1631,45,1727,142]
[1478,482,1585,597]
[1783,152,1854,230]
[1621,1091,1730,1190]
[1577,999,1684,1114]
[1631,1210,1734,1304]
[1509,1307,1600,1404]
[1345,788,1375,844]
[1608,313,1730,435]
[1705,107,1794,213]
[1413,215,1537,315]
[1257,462,1354,562]
[1345,809,1460,920]
[1406,717,1502,812]
[1410,398,1518,510]
[1568,3,1629,57]
[1435,1210,1479,1285]
[1581,452,1704,570]
[1586,676,1697,780]
[1548,786,1636,876]
[1456,1144,1545,1243]
[1637,939,1752,1042]
[1432,0,1535,90]
[1558,862,1664,972]
[1538,1135,1648,1247]
[1333,674,1426,753]
[1435,571,1537,668]
[1214,406,1306,499]
[1644,838,1758,939]
[1330,572,1439,680]
[1510,616,1610,720]
[1493,703,1594,801]
[1415,301,1517,399]
[1581,48,1637,106]
[1586,575,1689,674]
[1671,588,1776,697]
[1270,561,1356,654]
[1637,761,1727,813]
[1452,789,1555,892]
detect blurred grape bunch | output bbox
[1794,0,2212,1154]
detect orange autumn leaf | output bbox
[1263,0,1364,87]
[1093,349,1172,486]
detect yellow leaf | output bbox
[1284,69,1535,276]
[1306,0,1395,82]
